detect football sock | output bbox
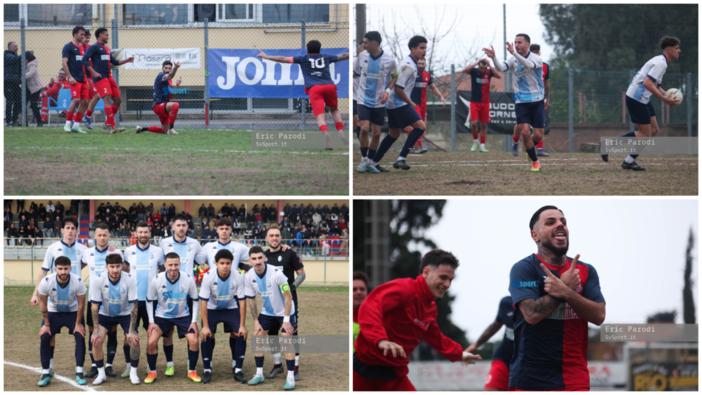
[124,344,131,364]
[147,126,166,133]
[255,356,264,375]
[147,353,158,372]
[472,132,479,140]
[202,337,214,371]
[164,344,174,363]
[536,140,543,149]
[335,121,344,131]
[234,336,246,370]
[286,359,295,380]
[372,134,398,164]
[40,333,52,370]
[110,105,119,127]
[319,125,328,133]
[85,109,93,118]
[106,331,117,365]
[513,134,520,143]
[73,112,83,128]
[400,128,425,158]
[526,146,539,162]
[65,112,74,127]
[367,149,376,162]
[273,353,282,365]
[168,102,179,124]
[75,333,86,368]
[355,126,361,139]
[104,106,114,126]
[360,147,368,158]
[295,355,299,366]
[188,348,198,372]
[480,136,486,145]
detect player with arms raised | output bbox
[82,27,134,134]
[353,249,481,390]
[463,58,501,153]
[257,40,349,149]
[61,25,89,134]
[136,60,182,135]
[511,44,550,157]
[36,256,88,387]
[508,206,605,391]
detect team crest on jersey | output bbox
[121,286,126,294]
[278,256,282,262]
[180,286,185,293]
[267,281,272,288]
[90,267,94,271]
[90,253,94,257]
[150,253,154,259]
[69,289,75,295]
[187,246,192,252]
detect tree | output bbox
[683,228,696,324]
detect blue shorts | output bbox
[86,301,100,328]
[203,309,241,333]
[135,301,157,333]
[353,100,358,116]
[42,311,85,335]
[387,105,422,129]
[357,105,386,126]
[626,96,655,125]
[258,313,297,332]
[97,314,130,333]
[515,101,545,128]
[155,316,196,339]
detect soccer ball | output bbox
[665,88,683,107]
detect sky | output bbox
[421,199,698,345]
[353,3,556,72]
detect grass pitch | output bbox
[4,126,349,195]
[3,286,349,392]
[353,151,698,195]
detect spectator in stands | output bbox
[246,210,255,228]
[29,201,37,214]
[216,210,224,219]
[18,214,28,230]
[221,203,230,218]
[69,200,79,215]
[315,204,323,215]
[130,227,137,245]
[232,216,241,232]
[280,224,291,246]
[330,221,341,236]
[282,216,290,227]
[153,223,162,245]
[321,235,330,256]
[168,203,176,220]
[194,224,204,245]
[18,225,27,246]
[340,228,348,253]
[312,211,322,228]
[160,203,168,218]
[304,203,313,217]
[340,217,348,231]
[55,201,64,220]
[4,207,12,222]
[33,225,44,246]
[4,216,10,234]
[244,229,253,245]
[321,204,330,218]
[136,202,146,221]
[53,216,61,237]
[289,204,299,219]
[331,211,339,222]
[203,225,214,244]
[261,204,269,223]
[119,224,129,247]
[198,204,207,221]
[205,203,214,220]
[255,211,263,228]
[269,205,277,223]
[146,215,154,229]
[332,203,341,216]
[184,211,193,222]
[340,203,349,221]
[294,226,302,248]
[38,203,46,219]
[281,203,290,217]
[43,217,53,238]
[152,210,161,224]
[7,223,18,246]
[252,204,260,214]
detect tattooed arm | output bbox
[466,320,503,353]
[517,295,563,325]
[291,268,306,291]
[127,301,140,361]
[247,297,259,323]
[91,302,100,339]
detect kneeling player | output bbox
[136,60,182,135]
[145,253,201,383]
[244,246,297,390]
[37,256,88,387]
[257,41,350,149]
[89,254,140,385]
[199,249,248,384]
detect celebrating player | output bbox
[511,44,550,157]
[80,30,100,130]
[61,25,89,134]
[82,27,134,134]
[463,58,502,153]
[136,60,182,135]
[484,34,545,171]
[124,221,165,376]
[158,214,204,374]
[353,249,481,391]
[352,271,369,352]
[89,254,140,385]
[408,58,446,154]
[508,206,605,391]
[198,249,248,384]
[195,218,252,381]
[465,296,514,391]
[601,36,681,170]
[263,225,305,380]
[257,40,350,149]
[368,35,428,172]
[243,246,297,390]
[80,223,124,379]
[145,252,201,383]
[36,256,88,387]
[355,31,398,173]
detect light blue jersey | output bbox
[500,52,544,103]
[81,246,123,292]
[125,244,165,301]
[626,54,667,104]
[354,50,398,108]
[199,269,246,310]
[148,271,199,319]
[38,273,86,313]
[159,236,203,275]
[42,240,88,276]
[386,55,418,110]
[196,240,250,273]
[244,264,295,317]
[90,271,137,317]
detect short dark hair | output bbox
[162,60,173,67]
[364,31,382,45]
[215,218,231,228]
[172,213,188,224]
[479,60,488,66]
[55,256,72,267]
[84,30,91,37]
[164,252,181,262]
[72,25,86,37]
[516,33,531,44]
[529,43,540,53]
[8,42,15,49]
[408,35,428,50]
[215,249,234,263]
[529,205,564,230]
[106,254,123,266]
[95,27,108,39]
[249,246,265,256]
[62,217,79,229]
[306,40,322,54]
[661,36,680,50]
[94,222,109,231]
[135,221,149,230]
[419,249,459,272]
[353,271,369,288]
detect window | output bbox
[217,4,256,22]
[19,4,93,27]
[194,4,216,23]
[262,4,328,23]
[123,5,188,26]
[4,4,19,23]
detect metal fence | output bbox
[4,4,350,130]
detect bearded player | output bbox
[136,60,182,135]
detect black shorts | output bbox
[268,296,298,336]
[387,105,422,129]
[515,100,545,128]
[97,314,130,333]
[357,105,386,126]
[42,311,85,335]
[155,316,196,339]
[258,313,297,332]
[135,301,157,332]
[353,100,358,116]
[626,96,656,125]
[203,309,241,333]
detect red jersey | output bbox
[355,274,463,378]
[410,71,432,107]
[42,78,71,100]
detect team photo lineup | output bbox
[351,4,697,195]
[4,199,349,391]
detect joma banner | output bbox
[208,48,349,99]
[114,48,201,69]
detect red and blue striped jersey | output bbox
[410,71,432,106]
[508,254,605,390]
[469,67,493,103]
[82,43,119,82]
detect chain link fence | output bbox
[4,4,349,130]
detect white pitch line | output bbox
[9,147,349,155]
[4,360,100,391]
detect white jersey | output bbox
[196,240,250,274]
[386,55,418,110]
[124,244,165,301]
[159,236,203,275]
[81,246,124,292]
[500,52,544,103]
[147,271,199,319]
[353,71,361,102]
[626,54,667,104]
[42,240,88,276]
[244,264,295,317]
[199,269,245,310]
[89,271,137,317]
[38,272,86,313]
[354,50,398,108]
